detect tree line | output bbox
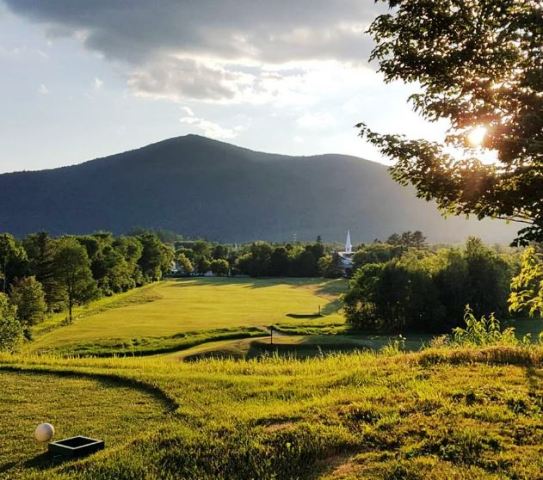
[0,231,174,350]
[344,238,521,333]
[173,237,343,278]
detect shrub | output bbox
[450,307,521,347]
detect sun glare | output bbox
[467,125,487,147]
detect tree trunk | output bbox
[68,294,73,324]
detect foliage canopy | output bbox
[360,0,543,245]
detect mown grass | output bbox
[0,368,170,479]
[3,343,543,479]
[28,278,347,355]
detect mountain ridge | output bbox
[0,135,517,243]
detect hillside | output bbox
[0,135,516,243]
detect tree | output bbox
[210,259,229,277]
[23,232,64,311]
[114,236,144,286]
[137,233,169,281]
[463,237,512,318]
[359,1,543,245]
[510,246,543,317]
[212,244,229,260]
[318,253,344,279]
[10,277,47,335]
[269,247,290,276]
[0,233,28,293]
[294,249,318,277]
[0,293,22,352]
[386,231,427,249]
[176,253,194,275]
[237,242,273,277]
[53,238,98,323]
[353,243,402,269]
[196,257,211,275]
[344,239,514,332]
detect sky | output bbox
[0,0,448,174]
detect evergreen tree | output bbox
[10,276,47,335]
[0,233,28,293]
[23,232,63,311]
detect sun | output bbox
[467,125,487,147]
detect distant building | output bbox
[337,230,354,277]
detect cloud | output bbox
[94,77,103,89]
[4,1,384,102]
[37,83,48,95]
[180,113,243,140]
[127,57,250,102]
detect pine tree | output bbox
[10,276,47,334]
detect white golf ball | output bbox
[34,423,55,442]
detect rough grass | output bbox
[3,344,543,479]
[28,278,347,355]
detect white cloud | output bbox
[180,114,244,140]
[181,106,194,117]
[94,77,103,89]
[127,57,253,102]
[37,83,48,95]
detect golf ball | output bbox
[34,423,55,442]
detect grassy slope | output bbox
[2,346,543,479]
[27,278,347,355]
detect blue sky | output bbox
[0,1,446,174]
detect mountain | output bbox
[0,134,517,243]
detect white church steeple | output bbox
[345,230,352,254]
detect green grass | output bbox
[0,368,170,479]
[27,277,347,356]
[3,346,543,479]
[6,277,543,478]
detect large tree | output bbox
[359,0,543,245]
[23,232,64,310]
[137,232,173,281]
[53,238,98,323]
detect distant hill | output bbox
[0,135,517,243]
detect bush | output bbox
[450,307,520,347]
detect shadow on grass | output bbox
[314,278,349,296]
[23,451,72,471]
[166,277,338,290]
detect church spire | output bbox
[345,230,352,254]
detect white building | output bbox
[337,230,354,276]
